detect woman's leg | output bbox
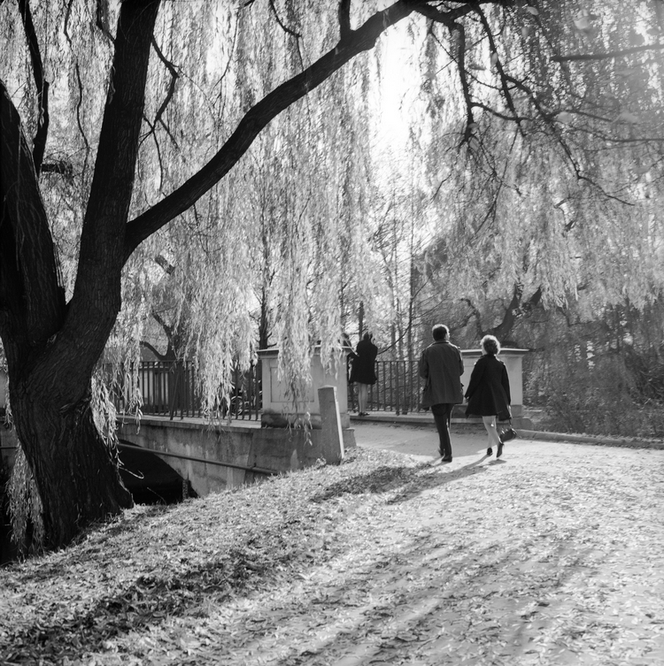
[482,415,501,455]
[358,384,368,414]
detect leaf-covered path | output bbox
[1,428,663,665]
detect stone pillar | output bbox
[257,346,351,428]
[318,385,345,463]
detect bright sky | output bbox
[374,20,421,148]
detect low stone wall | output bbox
[117,417,356,497]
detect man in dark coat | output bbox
[419,324,464,462]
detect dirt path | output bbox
[103,430,664,665]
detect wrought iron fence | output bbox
[347,359,425,415]
[112,361,262,421]
[112,358,425,420]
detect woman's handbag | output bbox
[499,423,517,443]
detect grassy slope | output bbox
[1,444,663,665]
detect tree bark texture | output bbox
[1,84,134,549]
[10,384,133,551]
[0,0,161,550]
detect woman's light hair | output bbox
[481,334,500,355]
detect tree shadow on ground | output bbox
[387,456,490,504]
[1,544,277,663]
[312,456,492,505]
[3,450,638,665]
[275,526,596,666]
[4,458,501,662]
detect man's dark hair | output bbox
[432,324,449,341]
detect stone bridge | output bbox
[117,385,355,498]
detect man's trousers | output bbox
[431,403,454,458]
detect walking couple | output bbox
[419,324,512,462]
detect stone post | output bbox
[318,385,345,463]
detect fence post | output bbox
[395,361,401,415]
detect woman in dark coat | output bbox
[349,332,378,416]
[465,335,511,458]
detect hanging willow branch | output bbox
[123,1,419,261]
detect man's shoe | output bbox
[441,456,453,463]
[487,447,493,456]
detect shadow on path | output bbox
[388,455,491,504]
[312,455,493,505]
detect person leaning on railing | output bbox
[349,332,378,416]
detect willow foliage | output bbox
[3,0,664,411]
[405,2,664,321]
[107,2,386,409]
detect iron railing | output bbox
[112,361,262,421]
[113,359,426,420]
[347,359,425,415]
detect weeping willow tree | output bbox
[0,0,428,552]
[412,2,664,321]
[115,4,383,412]
[3,0,664,552]
[401,1,664,436]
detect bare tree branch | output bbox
[155,254,175,275]
[73,62,91,169]
[41,160,73,178]
[474,5,521,130]
[17,0,49,174]
[413,3,485,144]
[471,101,529,124]
[139,339,169,361]
[62,7,92,169]
[448,21,476,142]
[269,0,301,39]
[149,37,180,137]
[459,298,485,341]
[483,286,544,343]
[141,114,166,190]
[339,0,351,40]
[411,2,477,26]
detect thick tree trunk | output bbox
[0,1,159,552]
[11,375,133,551]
